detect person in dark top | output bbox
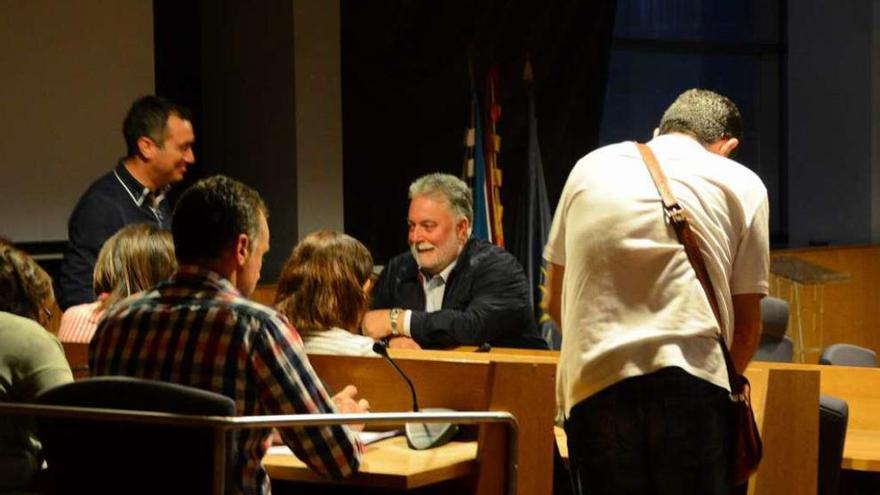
[363,173,547,350]
[57,95,195,309]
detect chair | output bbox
[754,296,794,363]
[818,394,849,495]
[35,376,236,495]
[819,343,878,367]
[540,319,562,350]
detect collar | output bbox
[420,259,457,284]
[168,265,242,297]
[113,160,170,209]
[645,133,710,158]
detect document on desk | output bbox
[267,429,402,455]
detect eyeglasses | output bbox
[42,306,53,321]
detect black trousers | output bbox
[565,367,734,495]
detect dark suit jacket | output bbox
[372,238,547,349]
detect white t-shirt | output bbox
[301,327,379,357]
[544,134,769,417]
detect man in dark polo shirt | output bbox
[57,96,195,309]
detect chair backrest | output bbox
[760,296,790,341]
[754,335,794,363]
[818,394,849,495]
[35,376,235,495]
[819,343,878,367]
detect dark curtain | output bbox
[341,0,617,263]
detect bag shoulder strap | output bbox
[634,142,741,392]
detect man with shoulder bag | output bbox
[544,89,768,495]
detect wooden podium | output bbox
[770,256,849,362]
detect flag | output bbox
[469,84,493,243]
[511,58,554,343]
[484,67,504,247]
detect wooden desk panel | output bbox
[842,430,880,472]
[750,362,880,473]
[265,436,478,489]
[413,347,557,495]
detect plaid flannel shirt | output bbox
[89,266,361,495]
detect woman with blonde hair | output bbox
[0,243,73,491]
[58,223,176,343]
[275,230,379,356]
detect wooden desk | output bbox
[62,341,89,379]
[401,348,557,495]
[306,353,519,495]
[750,361,880,473]
[843,430,880,472]
[265,436,477,489]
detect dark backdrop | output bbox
[154,0,617,273]
[341,0,617,263]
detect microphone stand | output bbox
[372,341,458,450]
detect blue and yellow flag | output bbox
[511,58,554,345]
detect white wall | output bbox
[293,0,344,239]
[0,0,154,243]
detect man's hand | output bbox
[333,385,370,432]
[388,336,422,349]
[545,263,565,330]
[361,310,392,339]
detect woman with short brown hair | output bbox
[275,231,378,356]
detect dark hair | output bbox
[171,175,268,264]
[93,224,177,309]
[0,244,54,322]
[123,95,193,158]
[658,89,743,145]
[275,231,373,333]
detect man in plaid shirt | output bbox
[90,175,365,495]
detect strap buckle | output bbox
[665,203,688,224]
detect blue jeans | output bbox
[565,367,733,495]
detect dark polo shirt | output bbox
[57,161,171,310]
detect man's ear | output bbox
[137,136,158,160]
[456,217,470,242]
[708,137,740,157]
[653,127,660,138]
[234,233,250,267]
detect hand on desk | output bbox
[361,309,391,339]
[388,336,422,350]
[333,384,370,432]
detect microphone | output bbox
[372,341,458,450]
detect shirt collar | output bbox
[169,265,242,296]
[420,259,457,284]
[114,160,169,208]
[646,133,710,158]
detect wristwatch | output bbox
[389,307,402,336]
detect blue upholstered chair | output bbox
[818,394,849,495]
[754,296,794,363]
[819,343,878,367]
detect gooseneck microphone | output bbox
[372,340,458,450]
[372,341,420,412]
